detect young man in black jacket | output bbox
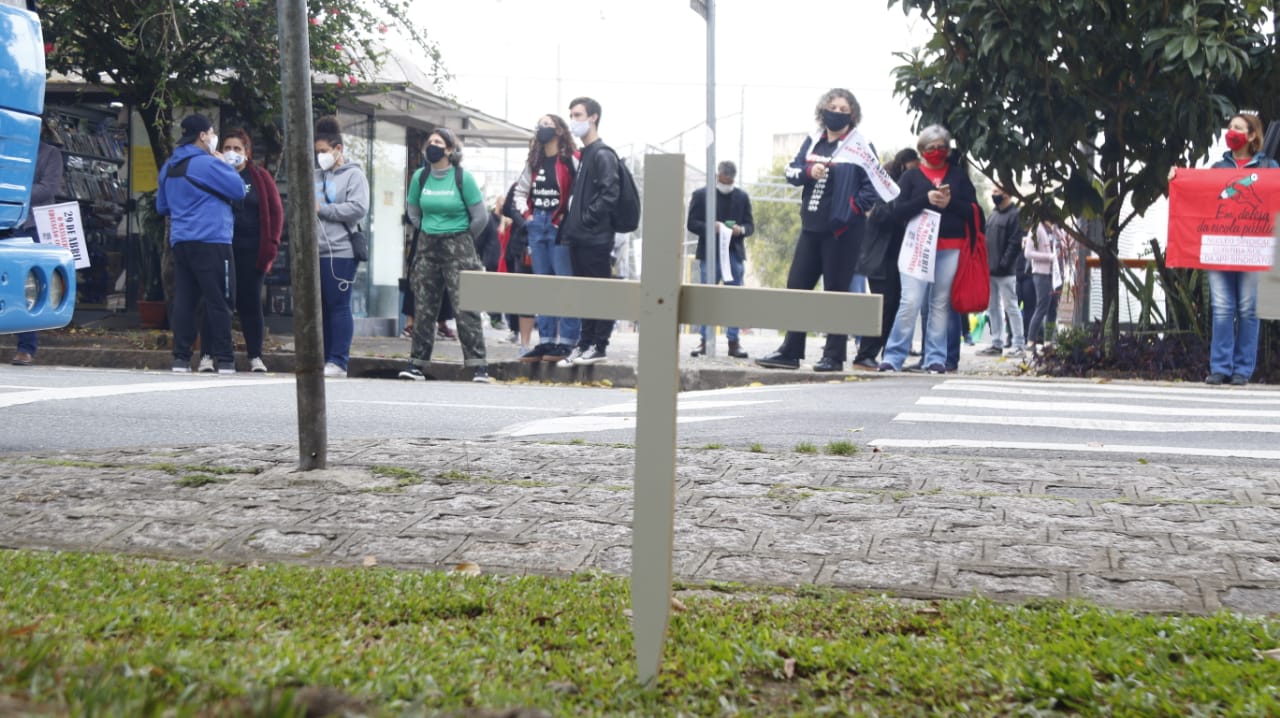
[557,96,621,367]
[976,188,1025,358]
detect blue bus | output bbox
[0,0,75,334]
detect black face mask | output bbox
[535,126,557,144]
[425,144,447,164]
[992,193,1005,205]
[822,109,852,132]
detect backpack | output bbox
[950,203,991,313]
[601,147,641,233]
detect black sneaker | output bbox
[520,344,549,363]
[1204,373,1228,385]
[398,365,426,381]
[1230,374,1248,386]
[926,363,947,375]
[975,346,1003,357]
[575,345,608,365]
[755,351,799,370]
[813,357,842,372]
[550,343,574,361]
[473,367,492,383]
[172,358,192,373]
[876,362,897,373]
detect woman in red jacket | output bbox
[198,129,283,373]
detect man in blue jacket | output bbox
[156,114,247,373]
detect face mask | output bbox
[922,148,949,166]
[822,109,852,132]
[1225,129,1249,152]
[316,151,336,171]
[716,182,733,195]
[222,151,245,168]
[535,126,557,144]
[991,192,1004,205]
[206,134,218,153]
[425,144,447,164]
[569,119,590,138]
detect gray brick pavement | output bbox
[2,439,1277,614]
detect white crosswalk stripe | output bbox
[873,378,1280,459]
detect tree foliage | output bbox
[745,158,801,288]
[887,0,1274,349]
[41,0,443,169]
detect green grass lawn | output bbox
[1,549,1278,716]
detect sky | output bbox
[411,0,932,185]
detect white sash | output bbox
[812,128,900,201]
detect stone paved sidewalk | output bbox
[2,439,1276,615]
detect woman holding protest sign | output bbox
[878,125,980,374]
[1203,112,1279,385]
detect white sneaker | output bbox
[1005,347,1025,359]
[556,346,584,368]
[249,357,268,373]
[575,345,608,365]
[323,362,346,377]
[197,355,215,373]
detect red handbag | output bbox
[950,203,990,313]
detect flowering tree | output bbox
[41,0,442,169]
[888,0,1274,351]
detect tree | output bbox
[745,158,801,288]
[41,0,442,171]
[888,0,1273,352]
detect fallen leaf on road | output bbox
[670,596,687,613]
[846,427,864,433]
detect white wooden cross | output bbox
[460,153,882,684]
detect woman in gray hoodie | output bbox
[313,115,370,378]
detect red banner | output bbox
[1167,168,1278,271]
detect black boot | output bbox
[690,340,706,357]
[727,340,748,358]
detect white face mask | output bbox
[716,182,733,194]
[206,134,218,153]
[569,119,590,139]
[222,151,245,168]
[316,151,336,171]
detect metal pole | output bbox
[738,85,745,181]
[703,0,717,357]
[278,0,327,470]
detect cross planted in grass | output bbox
[459,154,882,684]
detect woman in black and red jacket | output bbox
[879,124,979,374]
[754,88,881,373]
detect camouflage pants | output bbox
[410,231,486,367]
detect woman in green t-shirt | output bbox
[399,128,492,383]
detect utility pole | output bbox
[278,0,327,470]
[693,0,717,356]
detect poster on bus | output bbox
[31,201,90,269]
[1167,168,1278,271]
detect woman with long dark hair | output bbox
[510,114,580,363]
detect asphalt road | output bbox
[3,366,1279,464]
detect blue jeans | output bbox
[699,253,745,342]
[848,273,867,294]
[527,210,579,345]
[883,249,960,370]
[1207,269,1260,379]
[320,256,357,369]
